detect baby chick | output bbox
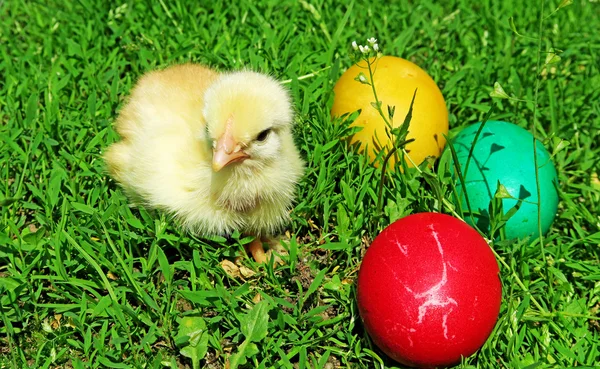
[104,63,304,262]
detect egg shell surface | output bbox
[451,120,559,240]
[357,213,501,368]
[331,56,448,167]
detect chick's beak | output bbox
[212,132,249,172]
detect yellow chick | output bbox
[104,63,304,262]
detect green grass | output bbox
[1,0,599,368]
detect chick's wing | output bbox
[104,64,218,204]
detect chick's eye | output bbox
[256,128,272,142]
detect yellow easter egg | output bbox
[331,56,448,167]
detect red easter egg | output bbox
[357,213,502,368]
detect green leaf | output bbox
[552,341,578,360]
[354,72,370,85]
[490,82,510,99]
[71,202,95,215]
[494,183,513,199]
[175,316,209,369]
[245,342,259,358]
[0,197,20,207]
[157,247,173,285]
[203,234,228,243]
[87,90,97,118]
[0,133,27,161]
[396,88,417,143]
[508,16,521,36]
[67,38,83,57]
[548,266,569,285]
[370,100,382,110]
[320,242,350,251]
[25,93,38,126]
[240,300,271,342]
[553,138,570,154]
[545,51,561,65]
[0,277,21,292]
[422,171,443,210]
[22,225,46,245]
[48,166,66,208]
[387,104,396,120]
[323,275,343,291]
[557,0,573,10]
[92,295,112,317]
[301,268,327,309]
[72,358,85,369]
[229,340,250,369]
[179,290,220,308]
[508,17,536,39]
[126,217,145,230]
[97,357,133,369]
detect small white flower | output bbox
[359,45,370,54]
[359,75,367,82]
[373,43,379,52]
[352,41,358,50]
[367,37,377,45]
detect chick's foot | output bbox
[246,238,267,264]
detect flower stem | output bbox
[366,57,391,127]
[533,0,546,263]
[376,138,414,211]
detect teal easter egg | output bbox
[451,120,559,240]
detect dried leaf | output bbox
[221,259,240,279]
[239,265,256,278]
